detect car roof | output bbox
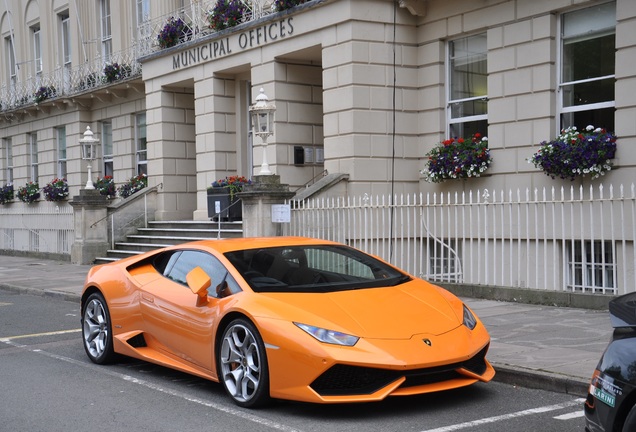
[169,236,340,254]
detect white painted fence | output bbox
[0,202,74,256]
[286,184,636,295]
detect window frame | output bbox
[29,133,39,183]
[60,13,71,67]
[136,0,150,26]
[100,0,112,62]
[3,137,13,184]
[56,127,67,179]
[6,36,17,87]
[565,240,616,294]
[557,2,616,132]
[427,239,462,283]
[33,26,42,76]
[446,32,488,139]
[101,121,113,177]
[135,113,147,175]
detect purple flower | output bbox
[529,126,617,181]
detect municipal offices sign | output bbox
[172,17,295,70]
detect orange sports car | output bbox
[80,237,494,407]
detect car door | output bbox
[139,249,236,371]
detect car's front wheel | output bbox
[82,292,115,364]
[218,318,270,408]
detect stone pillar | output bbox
[69,189,110,264]
[238,175,295,238]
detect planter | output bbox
[207,188,242,221]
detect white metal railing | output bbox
[0,0,282,112]
[286,183,636,295]
[0,46,142,111]
[88,185,160,249]
[136,0,277,57]
[0,202,73,255]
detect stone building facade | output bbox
[0,0,632,219]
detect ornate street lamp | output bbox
[79,126,99,190]
[249,88,276,175]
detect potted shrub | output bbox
[157,17,191,49]
[274,0,308,11]
[421,133,492,183]
[103,63,132,83]
[42,178,69,201]
[17,181,40,203]
[78,72,100,90]
[117,174,148,199]
[207,175,251,221]
[95,176,116,198]
[0,183,14,204]
[208,0,246,32]
[529,125,617,181]
[34,86,56,103]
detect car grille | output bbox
[310,344,489,396]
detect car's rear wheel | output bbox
[82,292,115,364]
[623,404,636,432]
[218,318,270,408]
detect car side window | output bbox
[162,250,241,298]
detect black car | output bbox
[585,293,636,432]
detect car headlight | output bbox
[463,304,478,330]
[294,322,359,346]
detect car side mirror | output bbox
[186,266,211,305]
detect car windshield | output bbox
[224,245,410,293]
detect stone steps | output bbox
[93,220,243,264]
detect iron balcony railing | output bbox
[0,1,279,113]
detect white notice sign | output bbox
[272,204,291,223]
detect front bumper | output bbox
[261,318,494,403]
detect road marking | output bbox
[0,328,81,342]
[0,302,12,306]
[420,398,585,432]
[1,337,305,432]
[554,411,585,420]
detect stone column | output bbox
[238,175,295,238]
[69,189,110,265]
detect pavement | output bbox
[0,254,613,397]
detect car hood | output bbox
[259,279,462,338]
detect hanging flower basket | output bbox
[42,178,69,201]
[157,17,192,49]
[34,86,56,103]
[95,176,116,198]
[17,181,40,203]
[421,133,492,183]
[529,126,617,181]
[103,63,132,83]
[117,174,148,199]
[208,0,247,32]
[0,184,14,204]
[274,0,309,11]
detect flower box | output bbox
[529,126,617,181]
[207,188,242,221]
[421,133,492,183]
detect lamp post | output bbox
[79,126,99,190]
[249,88,276,175]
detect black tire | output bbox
[623,403,636,432]
[81,292,116,364]
[218,318,270,408]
